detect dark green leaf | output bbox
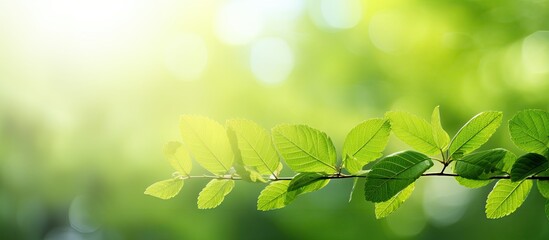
[364,151,433,202]
[509,109,549,154]
[510,153,549,181]
[448,111,502,159]
[342,118,391,174]
[454,148,507,179]
[272,124,337,173]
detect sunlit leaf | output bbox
[509,109,549,154]
[180,115,233,175]
[375,183,415,219]
[510,153,549,181]
[448,111,502,159]
[455,177,493,189]
[386,111,439,156]
[431,106,450,150]
[227,119,281,177]
[164,141,192,176]
[454,148,507,179]
[485,179,532,219]
[144,178,184,200]
[537,170,549,199]
[272,124,337,173]
[364,151,433,202]
[342,118,391,174]
[285,173,330,204]
[257,181,291,211]
[197,179,235,209]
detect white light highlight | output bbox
[215,0,263,45]
[164,33,208,81]
[320,0,362,29]
[250,38,294,84]
[522,31,549,74]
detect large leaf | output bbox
[180,116,233,175]
[454,149,507,179]
[448,111,502,159]
[164,141,192,176]
[485,179,532,219]
[510,153,549,181]
[197,179,235,209]
[509,109,549,154]
[431,106,450,150]
[285,173,330,204]
[272,124,337,173]
[342,118,391,174]
[227,119,281,177]
[364,151,433,202]
[144,178,184,200]
[375,183,415,219]
[537,170,549,199]
[386,111,439,156]
[257,181,291,211]
[455,177,493,189]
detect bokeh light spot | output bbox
[250,38,294,85]
[522,31,549,74]
[369,11,409,53]
[320,0,363,29]
[215,0,263,45]
[423,178,472,226]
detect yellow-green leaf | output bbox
[509,109,549,154]
[448,111,502,159]
[164,141,192,176]
[431,106,450,150]
[342,118,391,174]
[386,111,439,156]
[180,115,233,175]
[144,178,184,200]
[197,179,235,209]
[257,181,291,211]
[485,179,532,219]
[375,183,415,219]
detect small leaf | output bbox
[285,173,330,204]
[386,111,439,155]
[454,148,508,179]
[375,183,415,219]
[510,153,549,181]
[164,141,192,176]
[509,109,549,154]
[227,119,281,177]
[364,151,433,202]
[448,111,503,159]
[342,118,391,174]
[485,179,532,219]
[348,170,369,202]
[197,179,235,209]
[537,170,549,199]
[431,106,450,150]
[144,178,184,200]
[272,124,337,173]
[455,177,493,189]
[180,116,233,175]
[257,181,291,211]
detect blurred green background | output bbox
[1,0,549,239]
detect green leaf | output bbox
[285,173,330,204]
[348,170,369,202]
[485,179,532,219]
[227,119,281,177]
[197,179,235,209]
[386,111,439,156]
[144,178,184,200]
[454,149,507,179]
[431,106,450,150]
[510,153,549,181]
[509,109,549,154]
[537,170,549,199]
[448,111,502,159]
[164,141,192,176]
[180,115,233,175]
[342,118,391,174]
[272,124,337,173]
[257,181,291,211]
[455,177,493,189]
[375,183,415,219]
[364,151,433,202]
